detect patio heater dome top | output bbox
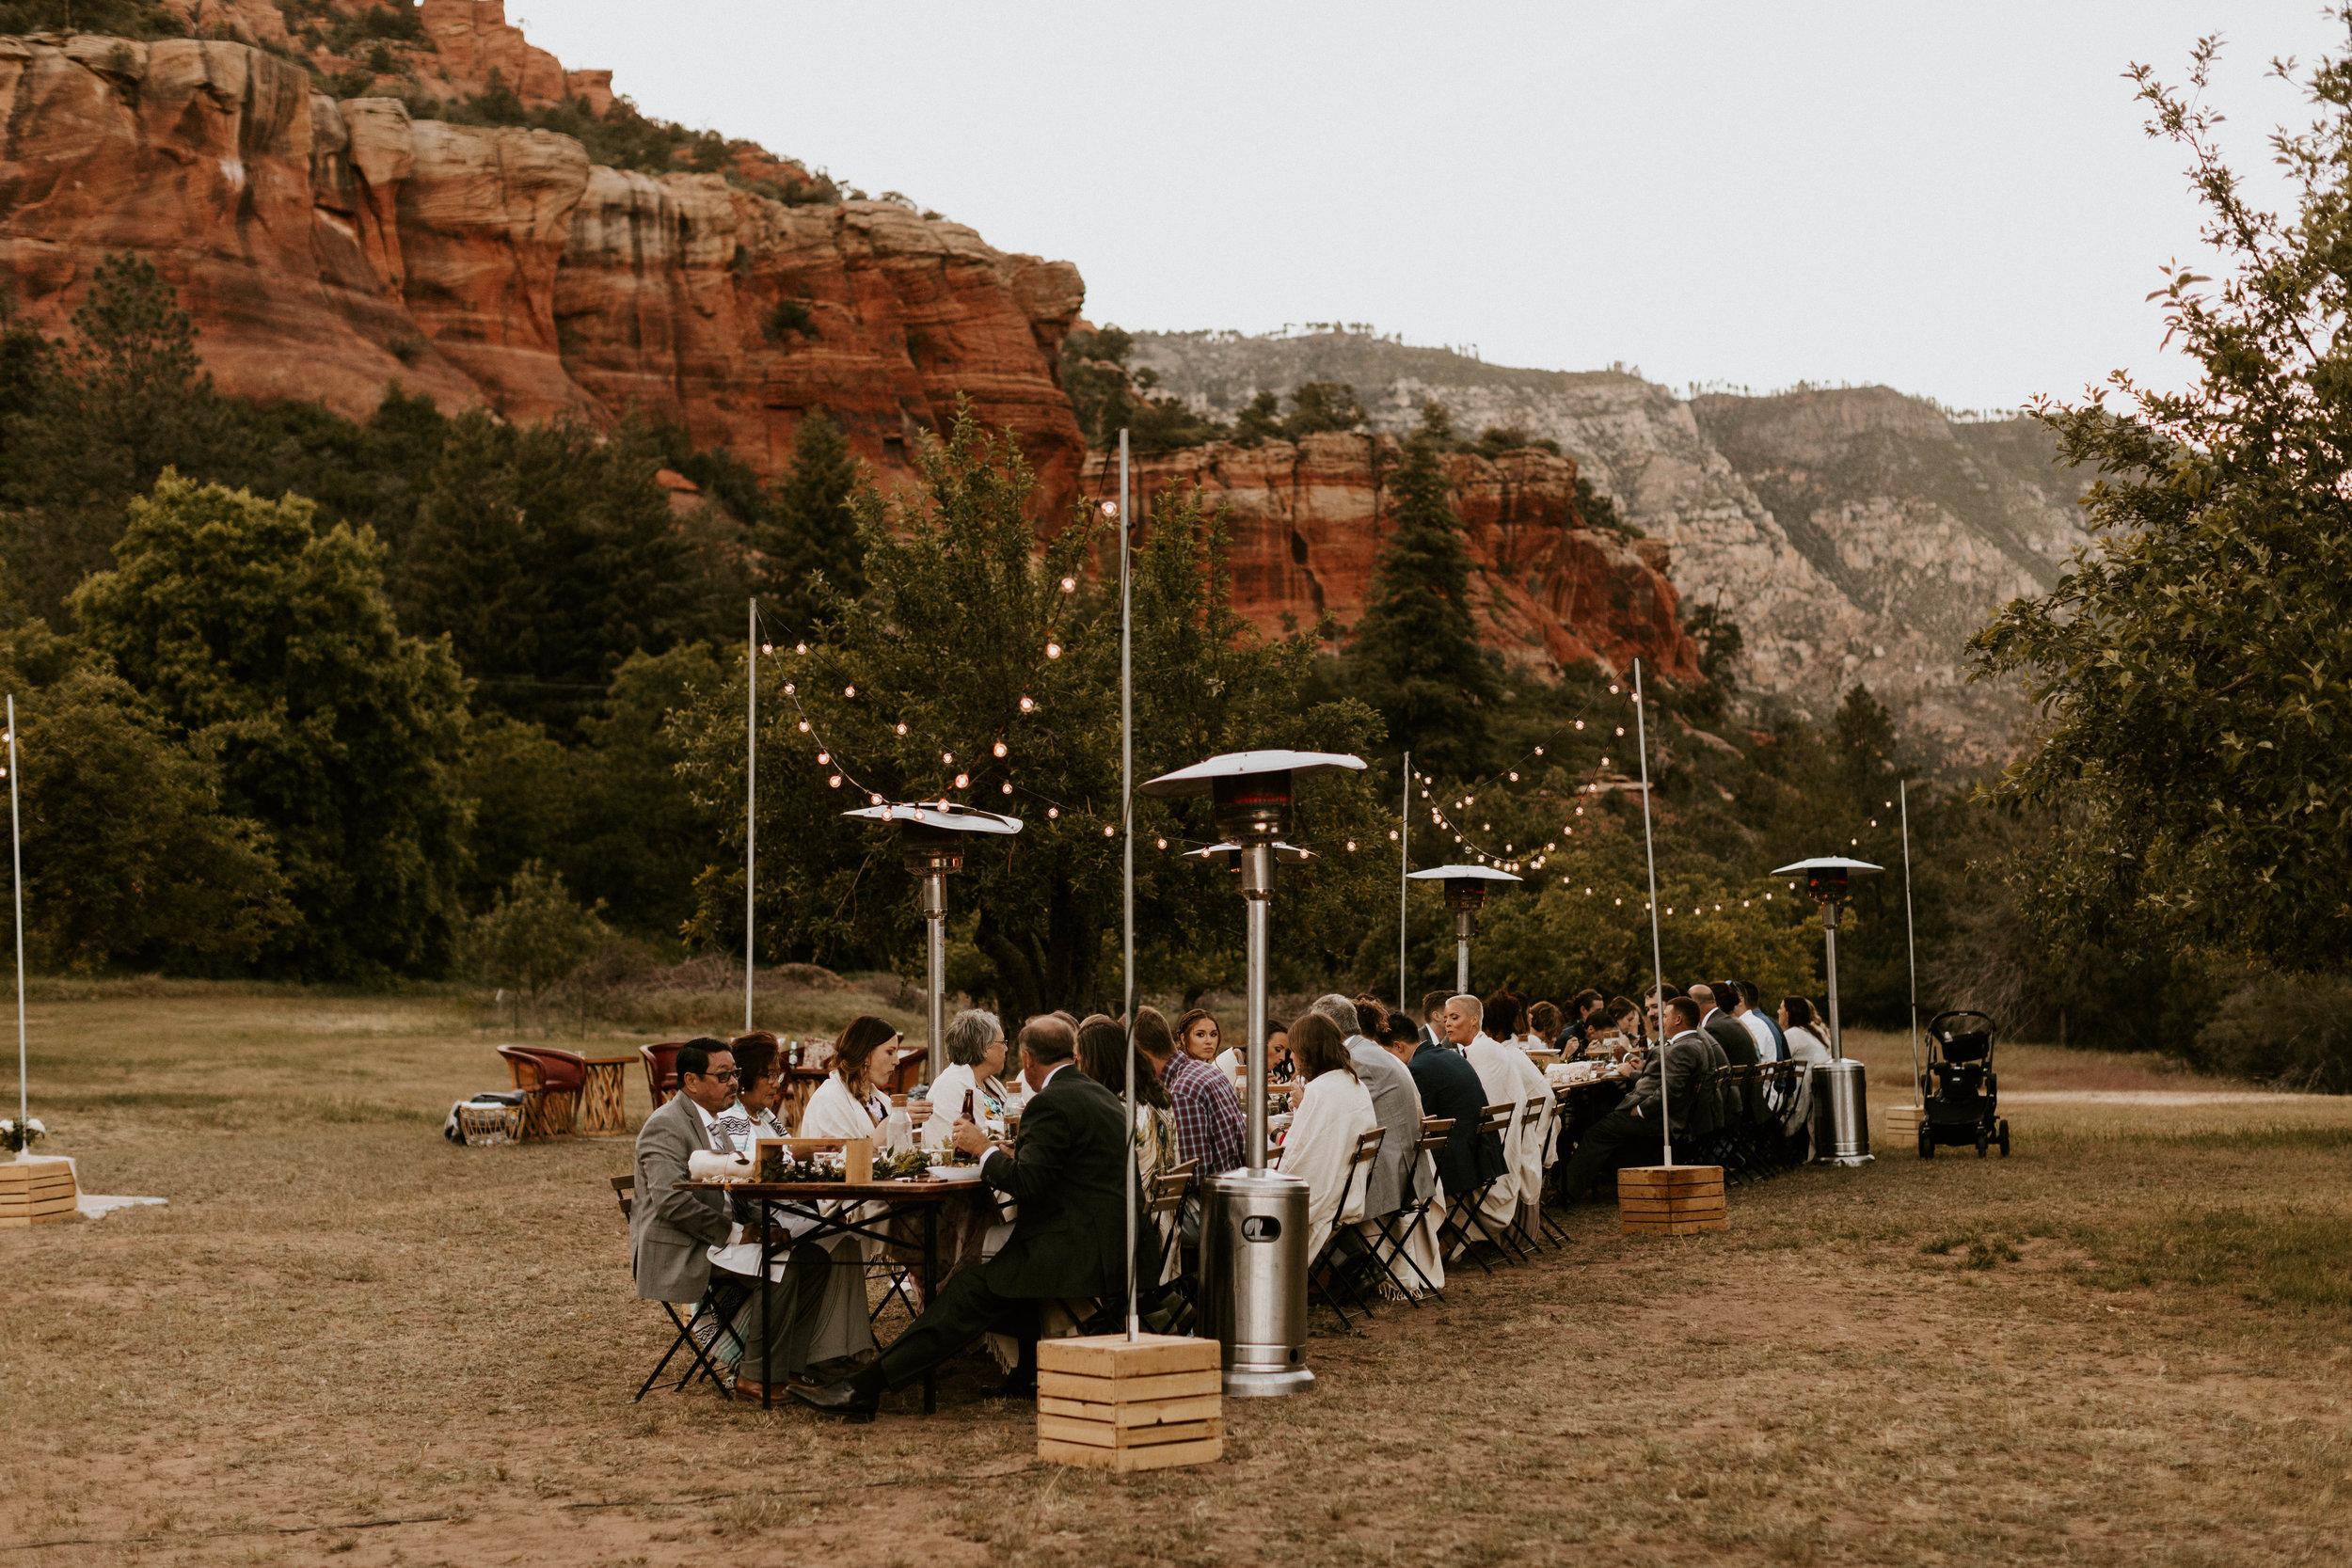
[1769,856,1884,877]
[1407,864,1524,883]
[1137,750,1367,799]
[843,801,1024,834]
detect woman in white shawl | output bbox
[921,1009,1012,1151]
[1275,1014,1381,1262]
[791,1015,907,1370]
[1778,996,1835,1148]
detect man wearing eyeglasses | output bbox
[632,1037,829,1399]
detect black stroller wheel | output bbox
[1918,1128,1934,1160]
[1997,1119,2010,1157]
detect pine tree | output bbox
[755,407,864,633]
[1343,404,1500,777]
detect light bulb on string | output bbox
[993,740,1008,758]
[1001,783,1013,796]
[797,720,810,734]
[796,642,808,656]
[1047,807,1059,819]
[816,752,830,765]
[896,722,908,736]
[1019,696,1035,713]
[1508,771,1518,783]
[870,793,884,804]
[844,685,856,698]
[1060,577,1077,593]
[1156,837,1168,849]
[1103,825,1115,838]
[943,752,954,765]
[828,775,842,788]
[1608,685,1618,695]
[760,641,772,656]
[1616,726,1625,736]
[784,683,796,696]
[1346,840,1358,852]
[951,772,968,788]
[1534,746,1544,755]
[1575,721,1584,730]
[1388,830,1399,841]
[1045,641,1062,659]
[1102,500,1120,518]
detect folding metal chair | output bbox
[1307,1127,1386,1328]
[1149,1160,1196,1286]
[612,1175,735,1402]
[1516,1092,1567,1254]
[1366,1117,1453,1305]
[1440,1104,1529,1271]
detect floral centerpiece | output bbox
[0,1117,46,1155]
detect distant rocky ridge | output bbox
[1126,330,2093,761]
[0,11,1088,495]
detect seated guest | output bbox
[793,1016,1154,1418]
[1526,1001,1564,1053]
[1695,983,1760,1068]
[792,1017,905,1370]
[1778,996,1835,1145]
[1173,1007,1224,1065]
[1076,1014,1182,1186]
[923,1009,1012,1151]
[1454,993,1553,1231]
[1308,994,1422,1223]
[631,1038,831,1400]
[1136,1006,1244,1179]
[717,1032,787,1150]
[1483,989,1528,1050]
[1741,981,1789,1059]
[1277,1013,1381,1262]
[1388,1007,1507,1203]
[1216,1025,1292,1099]
[1561,990,1605,1053]
[1558,997,1726,1199]
[1421,990,1454,1051]
[1723,980,1783,1063]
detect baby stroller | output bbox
[1916,1009,2009,1159]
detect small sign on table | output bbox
[1036,1334,1223,1472]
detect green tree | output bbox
[1342,406,1501,777]
[398,412,705,731]
[754,409,865,635]
[0,633,289,972]
[72,473,471,978]
[1965,29,2352,972]
[467,862,613,1027]
[675,408,1384,1016]
[570,642,729,945]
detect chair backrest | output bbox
[642,1042,684,1109]
[610,1173,634,1223]
[507,1045,587,1092]
[1476,1102,1515,1136]
[1348,1126,1387,1170]
[499,1046,546,1095]
[1520,1093,1548,1124]
[1416,1117,1454,1154]
[1147,1169,1191,1218]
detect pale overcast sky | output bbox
[527,2,2340,412]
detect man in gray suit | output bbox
[1311,994,1422,1221]
[632,1038,829,1399]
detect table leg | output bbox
[922,1204,938,1415]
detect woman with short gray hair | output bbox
[922,1008,1011,1150]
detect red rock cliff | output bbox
[1082,434,1702,682]
[0,30,1086,493]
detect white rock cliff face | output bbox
[1126,331,2090,763]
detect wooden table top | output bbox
[677,1179,980,1202]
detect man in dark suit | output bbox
[793,1014,1152,1419]
[1558,997,1727,1198]
[1420,990,1455,1052]
[1695,983,1759,1067]
[1387,1010,1506,1201]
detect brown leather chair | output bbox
[640,1041,685,1110]
[499,1045,586,1139]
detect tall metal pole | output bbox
[1119,429,1138,1340]
[1823,903,1844,1060]
[744,599,757,1035]
[1241,841,1273,1170]
[1632,661,1672,1165]
[1901,780,1921,1107]
[1454,911,1471,994]
[922,874,947,1079]
[1397,751,1409,1012]
[8,696,22,1137]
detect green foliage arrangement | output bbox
[466,862,613,1017]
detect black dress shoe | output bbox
[977,1372,1036,1399]
[788,1377,880,1421]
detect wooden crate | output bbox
[1035,1334,1223,1473]
[0,1157,78,1228]
[1884,1103,1927,1142]
[1617,1164,1725,1236]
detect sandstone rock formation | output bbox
[1124,330,2092,761]
[0,29,1087,493]
[1079,433,1702,684]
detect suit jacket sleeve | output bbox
[980,1085,1079,1208]
[644,1105,732,1247]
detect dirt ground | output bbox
[2,987,2347,1566]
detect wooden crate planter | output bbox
[0,1156,79,1228]
[1036,1334,1223,1473]
[1617,1164,1725,1236]
[1885,1103,1927,1144]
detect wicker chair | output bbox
[640,1041,686,1111]
[499,1046,586,1139]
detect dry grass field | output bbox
[2,984,2348,1567]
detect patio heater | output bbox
[1406,864,1523,993]
[1771,855,1883,1167]
[843,801,1023,1078]
[1143,749,1364,1397]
